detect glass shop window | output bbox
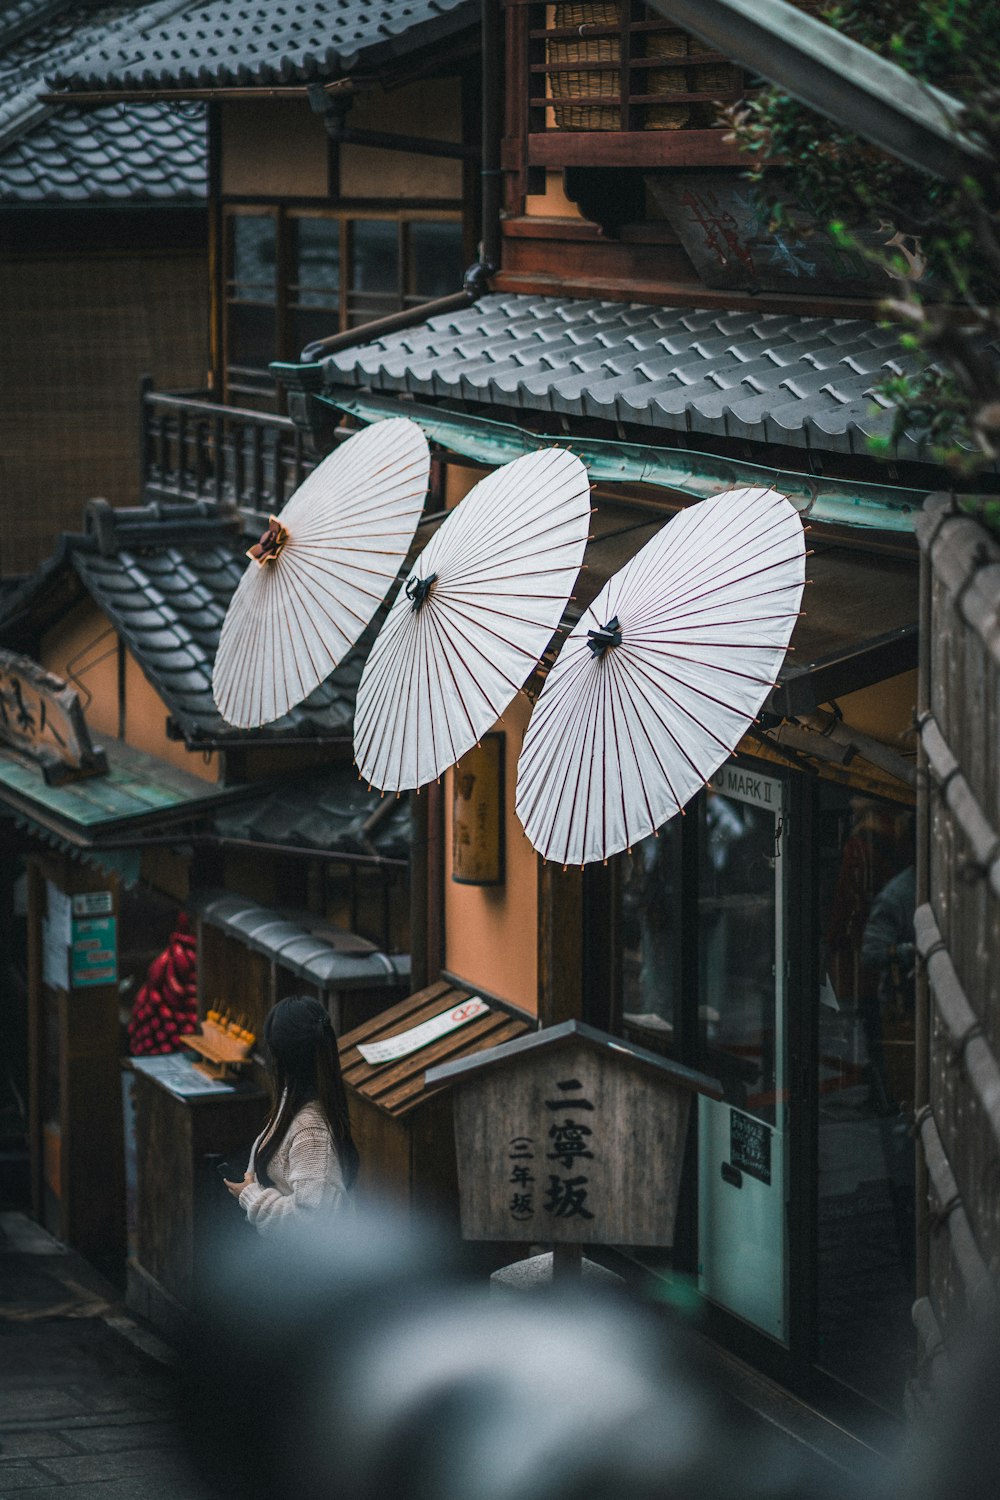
[348,219,402,326]
[814,784,916,1408]
[226,213,278,402]
[290,217,341,355]
[619,821,680,1057]
[697,787,778,1126]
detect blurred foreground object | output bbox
[178,1206,880,1500]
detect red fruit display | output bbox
[128,915,200,1057]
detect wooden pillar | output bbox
[537,861,584,1028]
[26,855,124,1259]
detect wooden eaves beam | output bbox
[41,77,360,105]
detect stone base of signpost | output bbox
[489,1251,624,1292]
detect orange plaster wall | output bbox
[443,691,538,1015]
[41,598,219,783]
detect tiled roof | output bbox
[0,2,74,53]
[321,292,991,461]
[0,511,367,745]
[0,1,205,201]
[214,765,409,859]
[194,890,410,986]
[73,539,366,744]
[0,99,205,201]
[50,0,478,94]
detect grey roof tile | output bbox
[71,532,365,744]
[0,2,206,201]
[321,291,999,460]
[214,764,409,858]
[49,0,478,94]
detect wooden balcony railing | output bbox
[139,378,315,521]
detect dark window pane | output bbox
[408,221,465,300]
[292,309,340,358]
[698,787,778,1125]
[815,786,915,1407]
[347,220,401,324]
[228,303,276,379]
[619,826,679,1057]
[292,218,340,309]
[230,215,276,301]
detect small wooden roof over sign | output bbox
[426,1021,721,1246]
[339,979,533,1119]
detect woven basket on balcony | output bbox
[548,0,621,132]
[643,29,690,131]
[688,38,739,126]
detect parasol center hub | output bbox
[405,572,438,613]
[247,516,289,567]
[587,615,622,659]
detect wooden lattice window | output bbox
[222,206,466,406]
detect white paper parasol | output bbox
[213,418,430,728]
[515,486,806,866]
[353,447,592,792]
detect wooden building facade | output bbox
[27,0,997,1433]
[0,1,209,579]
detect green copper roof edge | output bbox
[317,387,925,533]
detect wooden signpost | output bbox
[426,1021,721,1273]
[0,649,107,785]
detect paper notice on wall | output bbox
[357,997,489,1066]
[42,882,71,990]
[42,918,69,991]
[46,882,71,943]
[72,891,112,917]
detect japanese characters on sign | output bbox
[440,1028,715,1246]
[0,649,107,784]
[357,996,489,1065]
[42,885,118,991]
[730,1108,772,1187]
[507,1077,598,1230]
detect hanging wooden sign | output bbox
[0,649,107,785]
[451,733,505,886]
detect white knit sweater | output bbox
[239,1102,350,1234]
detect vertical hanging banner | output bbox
[452,733,505,886]
[71,892,117,988]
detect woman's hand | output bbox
[225,1172,255,1200]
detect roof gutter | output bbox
[317,385,927,534]
[647,0,987,182]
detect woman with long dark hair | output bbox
[225,995,359,1232]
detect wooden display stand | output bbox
[127,1065,267,1341]
[183,1011,255,1082]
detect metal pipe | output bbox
[321,386,929,534]
[797,710,917,788]
[326,123,478,160]
[298,289,474,365]
[86,830,408,869]
[479,0,503,276]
